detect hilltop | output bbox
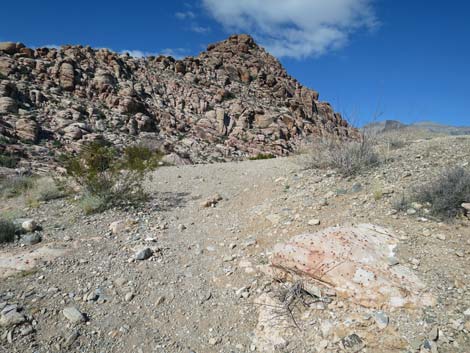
[0,35,355,171]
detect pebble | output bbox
[124,292,134,302]
[341,333,365,352]
[308,219,321,226]
[436,234,446,241]
[428,326,439,341]
[65,330,80,347]
[135,247,153,260]
[0,310,26,327]
[22,233,42,245]
[208,337,221,345]
[21,219,38,232]
[62,306,86,323]
[374,311,389,330]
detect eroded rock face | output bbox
[0,35,358,169]
[270,224,435,309]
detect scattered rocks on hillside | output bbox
[0,35,357,170]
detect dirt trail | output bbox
[1,136,470,352]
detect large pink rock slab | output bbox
[270,224,434,309]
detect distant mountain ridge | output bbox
[365,120,470,135]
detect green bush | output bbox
[412,167,470,219]
[63,141,161,213]
[0,219,17,244]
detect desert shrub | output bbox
[30,177,67,202]
[0,176,35,198]
[412,167,470,219]
[63,141,161,213]
[78,194,107,215]
[249,153,276,160]
[392,192,409,212]
[309,137,379,176]
[0,219,17,244]
[0,154,18,168]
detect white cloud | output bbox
[175,11,196,20]
[191,25,211,34]
[202,0,378,58]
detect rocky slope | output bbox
[1,135,470,352]
[0,35,355,170]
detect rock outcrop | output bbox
[0,34,357,170]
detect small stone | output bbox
[21,219,38,232]
[19,323,34,336]
[464,321,470,331]
[208,337,221,345]
[463,308,470,317]
[115,277,127,287]
[62,306,86,323]
[200,193,223,207]
[84,291,99,302]
[461,203,470,211]
[177,224,186,231]
[124,292,134,302]
[410,338,422,350]
[155,296,165,306]
[0,310,26,327]
[22,233,42,245]
[65,330,80,347]
[351,183,362,193]
[428,326,439,341]
[135,247,152,260]
[387,257,399,266]
[341,333,365,352]
[308,219,321,226]
[109,221,126,234]
[374,311,389,330]
[406,208,417,215]
[436,234,446,241]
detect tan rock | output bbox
[270,224,435,309]
[59,62,75,91]
[15,118,40,143]
[0,97,18,114]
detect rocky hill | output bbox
[0,35,356,170]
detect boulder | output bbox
[0,42,24,55]
[269,224,435,309]
[15,118,40,143]
[59,62,75,91]
[0,97,18,114]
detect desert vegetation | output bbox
[308,136,380,176]
[63,141,162,214]
[411,167,470,219]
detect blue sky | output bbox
[1,0,469,126]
